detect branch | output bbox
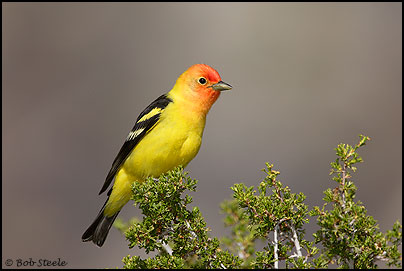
[158,240,173,256]
[273,218,288,269]
[274,223,279,269]
[290,224,302,257]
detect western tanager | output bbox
[82,64,232,247]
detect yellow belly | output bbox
[104,108,205,216]
[124,121,203,179]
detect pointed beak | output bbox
[210,81,232,91]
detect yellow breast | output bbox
[122,101,206,180]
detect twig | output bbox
[236,242,246,259]
[375,252,388,262]
[341,164,346,210]
[185,220,197,239]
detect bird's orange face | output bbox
[174,64,232,114]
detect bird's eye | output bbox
[198,77,207,85]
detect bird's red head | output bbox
[171,64,232,115]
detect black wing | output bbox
[98,94,173,195]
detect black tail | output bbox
[82,200,120,247]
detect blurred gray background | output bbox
[2,3,402,269]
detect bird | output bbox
[82,64,232,247]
